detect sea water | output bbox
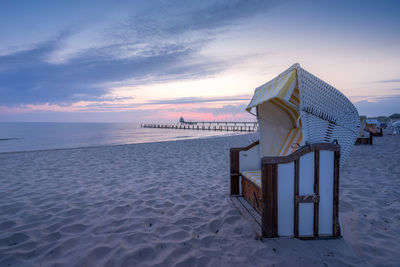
[0,122,242,153]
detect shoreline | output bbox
[0,131,248,155]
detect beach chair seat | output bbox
[241,170,261,187]
[240,127,304,212]
[230,63,359,239]
[240,126,303,187]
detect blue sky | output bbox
[0,0,399,122]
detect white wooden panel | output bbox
[277,162,294,236]
[298,152,315,236]
[239,144,261,172]
[299,203,314,236]
[318,150,334,236]
[299,152,315,195]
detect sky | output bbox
[0,0,399,123]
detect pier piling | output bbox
[141,121,258,132]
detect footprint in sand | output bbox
[108,205,132,215]
[44,232,62,242]
[0,232,29,247]
[163,230,190,241]
[60,224,89,234]
[0,220,17,231]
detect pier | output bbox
[141,121,258,132]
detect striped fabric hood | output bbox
[246,69,298,113]
[246,63,360,164]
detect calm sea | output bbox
[0,122,241,153]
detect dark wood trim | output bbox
[355,137,372,145]
[296,195,320,203]
[355,131,373,145]
[294,159,299,237]
[230,196,262,238]
[230,140,260,153]
[253,191,260,209]
[314,150,320,237]
[333,150,340,237]
[230,149,240,196]
[230,141,260,196]
[242,174,261,191]
[273,166,278,237]
[262,143,340,165]
[371,128,383,137]
[261,163,278,238]
[241,176,262,213]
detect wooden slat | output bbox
[294,159,299,237]
[231,196,262,237]
[237,197,262,226]
[241,176,262,213]
[273,165,278,236]
[262,143,339,165]
[261,163,278,237]
[314,150,320,237]
[296,194,320,203]
[333,150,340,236]
[230,149,240,195]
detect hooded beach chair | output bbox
[365,119,383,137]
[355,116,372,144]
[230,63,359,239]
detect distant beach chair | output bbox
[355,116,372,145]
[365,119,383,137]
[391,121,400,134]
[230,63,359,239]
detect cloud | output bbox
[193,104,250,115]
[0,102,253,123]
[375,79,400,83]
[354,95,400,116]
[145,95,250,105]
[0,35,217,105]
[0,0,275,108]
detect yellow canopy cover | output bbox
[246,69,300,129]
[246,69,298,113]
[247,69,303,157]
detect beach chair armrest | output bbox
[230,141,259,195]
[261,143,340,165]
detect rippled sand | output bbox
[0,134,399,266]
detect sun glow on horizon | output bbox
[1,1,399,122]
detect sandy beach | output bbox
[0,133,399,266]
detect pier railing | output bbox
[141,122,258,132]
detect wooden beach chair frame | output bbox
[355,131,373,145]
[230,141,341,239]
[355,116,373,144]
[229,63,358,239]
[365,119,383,137]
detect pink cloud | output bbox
[143,110,253,122]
